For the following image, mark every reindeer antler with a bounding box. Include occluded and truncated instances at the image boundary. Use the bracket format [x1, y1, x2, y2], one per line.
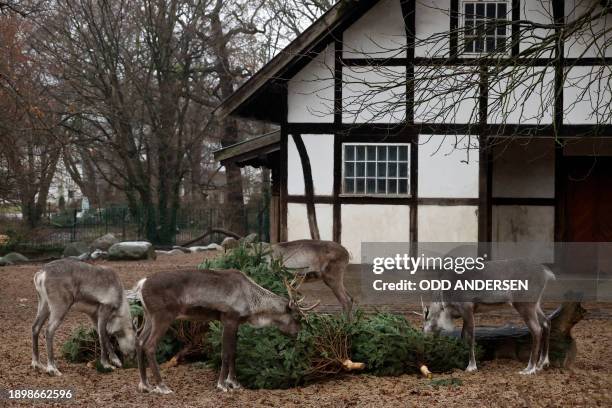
[284, 274, 320, 315]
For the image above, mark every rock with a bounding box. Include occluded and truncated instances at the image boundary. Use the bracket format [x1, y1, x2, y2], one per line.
[2, 252, 28, 263]
[171, 246, 192, 254]
[155, 249, 184, 256]
[63, 241, 90, 258]
[0, 257, 13, 267]
[108, 241, 156, 261]
[189, 243, 223, 252]
[221, 237, 239, 251]
[240, 233, 259, 245]
[91, 233, 119, 251]
[70, 252, 90, 261]
[90, 249, 108, 260]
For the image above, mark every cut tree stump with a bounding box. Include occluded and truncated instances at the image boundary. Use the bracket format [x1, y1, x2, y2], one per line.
[444, 302, 586, 368]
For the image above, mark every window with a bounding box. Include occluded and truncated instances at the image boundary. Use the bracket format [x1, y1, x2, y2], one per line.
[462, 1, 509, 54]
[342, 143, 410, 196]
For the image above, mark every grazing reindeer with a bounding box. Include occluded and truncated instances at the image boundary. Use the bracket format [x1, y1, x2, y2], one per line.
[420, 259, 555, 374]
[31, 259, 136, 376]
[134, 268, 316, 394]
[268, 240, 353, 314]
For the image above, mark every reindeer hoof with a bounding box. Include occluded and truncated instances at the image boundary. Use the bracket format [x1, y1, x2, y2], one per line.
[31, 360, 45, 371]
[226, 379, 242, 390]
[110, 356, 122, 368]
[138, 382, 153, 393]
[152, 384, 173, 395]
[216, 382, 229, 392]
[46, 366, 62, 376]
[465, 364, 478, 373]
[100, 361, 116, 371]
[519, 367, 537, 375]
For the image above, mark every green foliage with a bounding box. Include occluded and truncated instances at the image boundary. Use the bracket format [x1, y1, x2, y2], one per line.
[62, 326, 99, 363]
[202, 244, 483, 389]
[200, 243, 292, 296]
[351, 313, 423, 376]
[208, 322, 313, 390]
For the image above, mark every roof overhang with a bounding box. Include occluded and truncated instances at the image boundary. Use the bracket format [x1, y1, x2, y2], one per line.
[214, 130, 281, 168]
[214, 0, 378, 123]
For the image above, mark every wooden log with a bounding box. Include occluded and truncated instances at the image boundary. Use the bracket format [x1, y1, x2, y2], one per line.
[179, 228, 242, 247]
[443, 302, 586, 368]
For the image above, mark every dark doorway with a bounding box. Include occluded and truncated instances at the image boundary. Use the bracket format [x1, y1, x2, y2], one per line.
[563, 156, 612, 242]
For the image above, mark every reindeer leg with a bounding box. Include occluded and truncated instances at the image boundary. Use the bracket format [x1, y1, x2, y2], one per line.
[516, 303, 542, 375]
[136, 317, 153, 392]
[323, 270, 352, 316]
[97, 305, 115, 370]
[462, 309, 478, 372]
[221, 317, 241, 390]
[45, 302, 71, 376]
[144, 314, 173, 394]
[536, 306, 551, 370]
[31, 296, 49, 372]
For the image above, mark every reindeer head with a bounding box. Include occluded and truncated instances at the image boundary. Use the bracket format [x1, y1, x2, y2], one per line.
[278, 275, 321, 336]
[107, 298, 137, 358]
[421, 298, 455, 334]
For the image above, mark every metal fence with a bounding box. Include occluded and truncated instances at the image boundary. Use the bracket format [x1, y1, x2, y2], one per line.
[0, 201, 269, 252]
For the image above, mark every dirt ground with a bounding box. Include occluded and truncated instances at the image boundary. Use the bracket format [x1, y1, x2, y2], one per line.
[1, 252, 611, 407]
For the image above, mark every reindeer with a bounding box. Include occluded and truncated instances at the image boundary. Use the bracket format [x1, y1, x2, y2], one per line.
[419, 259, 555, 375]
[134, 268, 316, 394]
[267, 240, 354, 315]
[31, 258, 136, 376]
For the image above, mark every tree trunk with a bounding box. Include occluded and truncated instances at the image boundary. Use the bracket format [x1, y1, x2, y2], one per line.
[444, 302, 586, 368]
[292, 134, 320, 240]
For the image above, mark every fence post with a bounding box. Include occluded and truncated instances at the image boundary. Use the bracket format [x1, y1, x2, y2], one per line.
[71, 209, 77, 242]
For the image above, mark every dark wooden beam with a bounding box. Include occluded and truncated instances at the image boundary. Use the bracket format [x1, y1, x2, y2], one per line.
[292, 134, 320, 240]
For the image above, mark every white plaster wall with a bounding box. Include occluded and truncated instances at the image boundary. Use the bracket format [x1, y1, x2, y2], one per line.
[287, 203, 334, 241]
[288, 44, 334, 123]
[520, 1, 555, 57]
[492, 205, 554, 262]
[341, 204, 411, 261]
[418, 134, 479, 198]
[414, 66, 479, 123]
[415, 0, 450, 57]
[564, 137, 612, 156]
[488, 67, 555, 124]
[565, 0, 612, 58]
[343, 0, 406, 59]
[287, 134, 334, 196]
[342, 66, 406, 123]
[418, 205, 478, 242]
[564, 66, 612, 124]
[492, 138, 555, 198]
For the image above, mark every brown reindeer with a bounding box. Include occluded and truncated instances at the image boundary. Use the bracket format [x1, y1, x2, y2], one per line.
[134, 268, 316, 394]
[268, 240, 354, 314]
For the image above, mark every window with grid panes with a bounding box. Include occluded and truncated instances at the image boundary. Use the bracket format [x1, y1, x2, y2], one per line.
[342, 144, 410, 196]
[462, 1, 509, 54]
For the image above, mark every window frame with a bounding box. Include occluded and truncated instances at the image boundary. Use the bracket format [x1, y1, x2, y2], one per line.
[460, 0, 511, 57]
[341, 142, 411, 198]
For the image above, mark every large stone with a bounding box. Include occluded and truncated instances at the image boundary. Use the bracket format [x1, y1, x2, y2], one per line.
[63, 241, 90, 258]
[189, 243, 223, 252]
[91, 233, 119, 251]
[221, 237, 239, 251]
[90, 249, 108, 260]
[2, 252, 28, 263]
[155, 249, 184, 256]
[0, 257, 13, 267]
[108, 241, 156, 261]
